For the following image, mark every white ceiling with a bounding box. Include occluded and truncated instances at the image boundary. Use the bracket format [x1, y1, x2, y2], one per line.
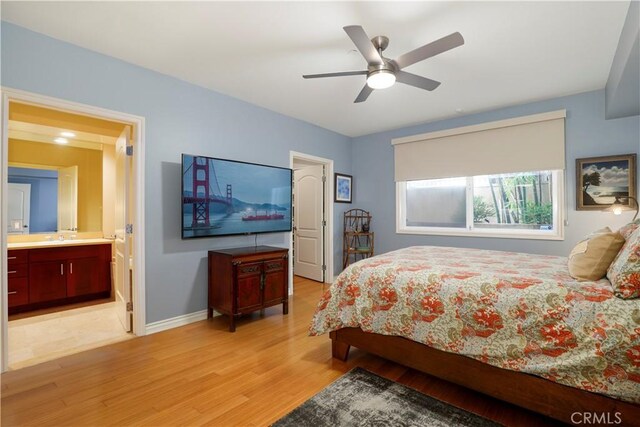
[1, 1, 630, 137]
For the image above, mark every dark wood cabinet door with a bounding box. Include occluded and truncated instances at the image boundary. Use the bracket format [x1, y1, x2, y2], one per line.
[29, 261, 67, 303]
[8, 278, 29, 307]
[263, 259, 286, 306]
[235, 262, 262, 311]
[66, 257, 101, 297]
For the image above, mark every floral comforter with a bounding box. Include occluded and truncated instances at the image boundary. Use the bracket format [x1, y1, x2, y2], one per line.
[309, 246, 640, 403]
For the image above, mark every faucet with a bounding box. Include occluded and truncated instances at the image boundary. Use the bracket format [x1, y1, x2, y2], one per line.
[58, 234, 65, 241]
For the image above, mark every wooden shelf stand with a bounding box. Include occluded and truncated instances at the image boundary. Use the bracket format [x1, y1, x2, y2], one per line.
[342, 209, 374, 269]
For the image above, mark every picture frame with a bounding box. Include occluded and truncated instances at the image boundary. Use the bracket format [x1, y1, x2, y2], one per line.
[334, 173, 353, 203]
[576, 153, 636, 210]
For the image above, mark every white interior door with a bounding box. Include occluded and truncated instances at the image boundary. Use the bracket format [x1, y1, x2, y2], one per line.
[8, 183, 30, 234]
[57, 165, 78, 232]
[293, 165, 325, 282]
[115, 128, 132, 332]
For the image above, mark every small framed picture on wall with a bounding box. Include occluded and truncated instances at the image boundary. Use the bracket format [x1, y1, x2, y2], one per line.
[576, 153, 637, 210]
[335, 173, 353, 203]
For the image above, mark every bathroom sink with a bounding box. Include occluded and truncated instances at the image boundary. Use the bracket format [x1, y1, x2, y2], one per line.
[37, 240, 82, 245]
[39, 238, 113, 244]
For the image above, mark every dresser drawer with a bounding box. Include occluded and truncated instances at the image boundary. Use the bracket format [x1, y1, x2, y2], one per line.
[7, 262, 28, 278]
[8, 277, 29, 307]
[236, 262, 263, 278]
[264, 259, 285, 272]
[7, 250, 28, 266]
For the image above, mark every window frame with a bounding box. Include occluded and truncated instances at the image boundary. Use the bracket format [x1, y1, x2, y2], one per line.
[396, 170, 565, 240]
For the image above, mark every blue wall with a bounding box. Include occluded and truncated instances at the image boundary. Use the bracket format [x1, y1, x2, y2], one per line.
[1, 22, 352, 323]
[8, 167, 58, 233]
[351, 90, 640, 257]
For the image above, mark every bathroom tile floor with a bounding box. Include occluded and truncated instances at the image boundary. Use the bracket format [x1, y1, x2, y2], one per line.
[8, 302, 133, 370]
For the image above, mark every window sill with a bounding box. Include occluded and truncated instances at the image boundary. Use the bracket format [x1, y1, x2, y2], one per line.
[396, 227, 564, 241]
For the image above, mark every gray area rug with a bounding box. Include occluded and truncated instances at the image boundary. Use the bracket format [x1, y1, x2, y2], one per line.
[272, 367, 501, 427]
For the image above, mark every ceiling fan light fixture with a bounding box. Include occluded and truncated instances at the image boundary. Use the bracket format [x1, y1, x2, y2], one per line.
[366, 70, 396, 89]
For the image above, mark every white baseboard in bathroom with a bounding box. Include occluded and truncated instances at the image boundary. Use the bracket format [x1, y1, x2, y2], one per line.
[145, 309, 218, 335]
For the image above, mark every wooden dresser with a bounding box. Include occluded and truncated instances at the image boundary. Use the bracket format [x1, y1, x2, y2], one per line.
[208, 245, 289, 332]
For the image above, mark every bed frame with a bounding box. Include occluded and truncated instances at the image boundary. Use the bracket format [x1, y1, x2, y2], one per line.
[330, 328, 640, 426]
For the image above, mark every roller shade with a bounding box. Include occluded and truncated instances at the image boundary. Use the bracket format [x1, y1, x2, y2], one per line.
[393, 110, 566, 182]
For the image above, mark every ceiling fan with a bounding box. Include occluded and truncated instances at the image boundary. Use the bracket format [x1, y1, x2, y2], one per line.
[303, 25, 464, 103]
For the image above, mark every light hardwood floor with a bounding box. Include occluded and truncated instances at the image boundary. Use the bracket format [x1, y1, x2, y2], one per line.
[1, 276, 558, 426]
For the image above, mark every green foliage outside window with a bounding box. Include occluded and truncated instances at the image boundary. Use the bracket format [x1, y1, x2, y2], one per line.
[473, 196, 496, 223]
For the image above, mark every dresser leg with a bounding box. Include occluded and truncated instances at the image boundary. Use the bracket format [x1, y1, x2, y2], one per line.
[283, 299, 289, 315]
[229, 315, 236, 332]
[207, 307, 213, 319]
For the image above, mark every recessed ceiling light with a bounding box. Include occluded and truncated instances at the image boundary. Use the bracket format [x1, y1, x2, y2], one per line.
[54, 137, 68, 144]
[455, 108, 464, 114]
[60, 131, 76, 138]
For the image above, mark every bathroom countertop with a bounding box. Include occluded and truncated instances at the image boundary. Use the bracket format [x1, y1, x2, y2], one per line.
[8, 238, 114, 250]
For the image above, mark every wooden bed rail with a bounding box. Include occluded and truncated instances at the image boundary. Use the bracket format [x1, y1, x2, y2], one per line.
[330, 328, 640, 426]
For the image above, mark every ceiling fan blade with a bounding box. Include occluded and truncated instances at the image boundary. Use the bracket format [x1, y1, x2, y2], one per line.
[343, 25, 384, 65]
[393, 32, 464, 70]
[303, 71, 368, 79]
[396, 71, 441, 91]
[354, 84, 374, 103]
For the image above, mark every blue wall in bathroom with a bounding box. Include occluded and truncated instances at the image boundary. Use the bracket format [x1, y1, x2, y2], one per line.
[8, 167, 58, 233]
[1, 22, 352, 323]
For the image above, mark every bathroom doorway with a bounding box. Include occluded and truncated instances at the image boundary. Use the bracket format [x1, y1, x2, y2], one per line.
[0, 88, 146, 371]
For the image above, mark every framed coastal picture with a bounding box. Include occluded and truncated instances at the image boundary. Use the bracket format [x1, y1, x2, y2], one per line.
[576, 154, 636, 210]
[335, 173, 353, 203]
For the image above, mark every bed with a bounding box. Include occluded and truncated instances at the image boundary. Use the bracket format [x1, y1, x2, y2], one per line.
[309, 246, 640, 425]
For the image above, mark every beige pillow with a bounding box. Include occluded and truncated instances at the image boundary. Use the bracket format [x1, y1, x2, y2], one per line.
[568, 227, 625, 281]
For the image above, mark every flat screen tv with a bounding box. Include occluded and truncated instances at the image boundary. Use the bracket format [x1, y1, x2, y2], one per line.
[182, 154, 292, 238]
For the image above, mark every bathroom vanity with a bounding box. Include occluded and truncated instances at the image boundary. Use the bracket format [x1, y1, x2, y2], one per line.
[7, 240, 112, 313]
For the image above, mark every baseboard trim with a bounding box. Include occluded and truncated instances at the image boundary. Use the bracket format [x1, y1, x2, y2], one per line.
[145, 309, 216, 335]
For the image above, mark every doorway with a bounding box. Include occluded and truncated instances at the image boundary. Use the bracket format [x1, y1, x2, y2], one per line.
[7, 183, 31, 234]
[290, 152, 334, 288]
[0, 88, 146, 371]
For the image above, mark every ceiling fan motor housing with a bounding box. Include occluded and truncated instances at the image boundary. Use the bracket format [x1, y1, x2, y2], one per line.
[368, 60, 397, 75]
[368, 36, 396, 79]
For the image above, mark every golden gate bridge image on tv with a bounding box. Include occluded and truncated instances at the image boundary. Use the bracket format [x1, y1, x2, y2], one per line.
[183, 156, 234, 228]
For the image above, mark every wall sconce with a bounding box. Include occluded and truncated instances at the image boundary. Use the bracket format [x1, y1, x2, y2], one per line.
[606, 196, 639, 221]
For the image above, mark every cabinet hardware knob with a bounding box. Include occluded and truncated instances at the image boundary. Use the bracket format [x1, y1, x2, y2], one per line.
[61, 264, 64, 275]
[8, 271, 17, 274]
[8, 257, 17, 260]
[70, 263, 73, 274]
[8, 291, 17, 295]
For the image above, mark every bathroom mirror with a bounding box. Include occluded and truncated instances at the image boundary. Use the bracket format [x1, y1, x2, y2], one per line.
[8, 166, 60, 234]
[8, 165, 82, 234]
[8, 138, 103, 233]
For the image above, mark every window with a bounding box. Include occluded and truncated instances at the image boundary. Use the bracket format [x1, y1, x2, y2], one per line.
[405, 177, 467, 228]
[397, 170, 564, 240]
